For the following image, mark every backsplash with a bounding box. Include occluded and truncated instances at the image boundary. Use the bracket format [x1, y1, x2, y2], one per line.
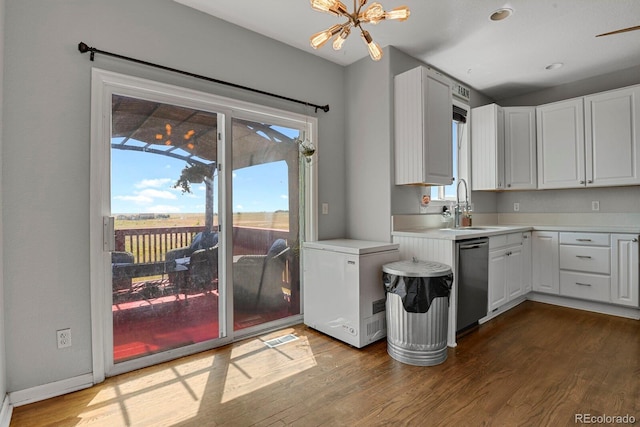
[496, 186, 640, 214]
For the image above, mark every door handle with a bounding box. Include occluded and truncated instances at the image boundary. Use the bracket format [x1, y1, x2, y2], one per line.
[103, 216, 115, 252]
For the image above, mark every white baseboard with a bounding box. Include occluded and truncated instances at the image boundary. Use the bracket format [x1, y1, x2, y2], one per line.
[8, 373, 94, 407]
[528, 292, 640, 320]
[0, 395, 13, 427]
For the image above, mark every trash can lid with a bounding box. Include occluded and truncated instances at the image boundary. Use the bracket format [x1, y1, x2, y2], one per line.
[383, 258, 452, 277]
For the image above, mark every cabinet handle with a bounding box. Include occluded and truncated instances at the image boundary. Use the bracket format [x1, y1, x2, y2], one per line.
[633, 238, 638, 242]
[576, 255, 592, 259]
[576, 282, 592, 287]
[507, 184, 511, 188]
[580, 180, 585, 184]
[576, 239, 592, 242]
[587, 180, 593, 184]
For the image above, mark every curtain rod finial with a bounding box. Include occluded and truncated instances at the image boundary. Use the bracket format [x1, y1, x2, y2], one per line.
[78, 42, 90, 53]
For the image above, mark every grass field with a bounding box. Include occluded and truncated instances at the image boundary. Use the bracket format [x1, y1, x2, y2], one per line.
[115, 212, 290, 231]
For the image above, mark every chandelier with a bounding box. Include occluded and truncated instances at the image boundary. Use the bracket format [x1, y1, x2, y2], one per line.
[309, 0, 410, 61]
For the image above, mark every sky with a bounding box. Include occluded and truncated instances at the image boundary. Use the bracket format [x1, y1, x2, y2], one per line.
[111, 149, 290, 215]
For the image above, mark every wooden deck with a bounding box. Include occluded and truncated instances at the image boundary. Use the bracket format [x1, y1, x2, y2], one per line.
[10, 301, 639, 426]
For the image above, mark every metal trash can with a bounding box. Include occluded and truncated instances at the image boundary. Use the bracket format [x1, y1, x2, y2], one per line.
[382, 259, 453, 366]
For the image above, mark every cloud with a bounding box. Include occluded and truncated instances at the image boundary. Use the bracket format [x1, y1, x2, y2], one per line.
[135, 178, 173, 189]
[114, 188, 177, 206]
[280, 194, 288, 200]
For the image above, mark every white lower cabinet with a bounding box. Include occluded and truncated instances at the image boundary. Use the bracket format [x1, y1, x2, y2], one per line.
[611, 234, 639, 307]
[488, 233, 524, 312]
[532, 231, 560, 294]
[533, 231, 639, 308]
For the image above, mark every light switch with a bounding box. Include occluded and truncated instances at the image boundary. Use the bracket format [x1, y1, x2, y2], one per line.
[322, 203, 329, 215]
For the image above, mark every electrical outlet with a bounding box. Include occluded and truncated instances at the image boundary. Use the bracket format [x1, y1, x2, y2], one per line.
[57, 328, 72, 349]
[592, 201, 600, 211]
[322, 203, 329, 215]
[513, 202, 520, 212]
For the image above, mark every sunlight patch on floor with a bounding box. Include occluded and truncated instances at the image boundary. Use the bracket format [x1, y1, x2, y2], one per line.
[82, 355, 217, 425]
[221, 330, 317, 403]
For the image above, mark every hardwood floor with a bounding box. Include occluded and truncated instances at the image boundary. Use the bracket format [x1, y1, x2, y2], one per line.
[10, 301, 639, 426]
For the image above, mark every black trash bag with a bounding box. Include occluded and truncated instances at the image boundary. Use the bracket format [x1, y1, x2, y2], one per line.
[383, 272, 453, 313]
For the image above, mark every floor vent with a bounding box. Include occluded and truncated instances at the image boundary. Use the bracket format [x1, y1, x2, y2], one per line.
[263, 334, 299, 348]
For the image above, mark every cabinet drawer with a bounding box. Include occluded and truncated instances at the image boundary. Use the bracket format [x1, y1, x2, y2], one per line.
[559, 245, 610, 274]
[560, 232, 610, 246]
[490, 232, 523, 249]
[560, 271, 610, 302]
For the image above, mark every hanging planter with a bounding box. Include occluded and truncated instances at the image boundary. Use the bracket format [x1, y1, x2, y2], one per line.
[174, 163, 213, 194]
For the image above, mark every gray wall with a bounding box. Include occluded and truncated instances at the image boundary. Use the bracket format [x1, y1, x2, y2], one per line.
[2, 0, 345, 392]
[0, 0, 6, 405]
[494, 65, 640, 214]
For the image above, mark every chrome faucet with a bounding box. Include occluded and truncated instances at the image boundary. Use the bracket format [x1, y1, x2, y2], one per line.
[454, 178, 469, 228]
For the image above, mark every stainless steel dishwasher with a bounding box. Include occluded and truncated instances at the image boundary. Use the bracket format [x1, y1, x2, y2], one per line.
[456, 238, 489, 333]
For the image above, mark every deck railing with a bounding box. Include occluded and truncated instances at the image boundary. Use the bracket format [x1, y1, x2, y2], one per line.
[115, 226, 289, 263]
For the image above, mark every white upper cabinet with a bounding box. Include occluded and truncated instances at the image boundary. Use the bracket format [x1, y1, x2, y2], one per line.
[537, 84, 640, 189]
[394, 66, 453, 186]
[584, 86, 640, 187]
[504, 107, 537, 189]
[471, 104, 504, 190]
[536, 98, 585, 189]
[471, 104, 536, 190]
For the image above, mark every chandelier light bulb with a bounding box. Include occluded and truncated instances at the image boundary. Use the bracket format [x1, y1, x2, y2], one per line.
[310, 24, 343, 49]
[361, 30, 383, 61]
[333, 26, 351, 50]
[361, 2, 385, 24]
[385, 6, 410, 21]
[310, 0, 347, 16]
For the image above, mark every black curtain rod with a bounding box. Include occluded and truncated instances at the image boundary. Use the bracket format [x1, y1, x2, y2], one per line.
[78, 42, 330, 113]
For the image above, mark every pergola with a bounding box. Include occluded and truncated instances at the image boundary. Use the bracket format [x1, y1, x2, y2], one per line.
[110, 94, 301, 236]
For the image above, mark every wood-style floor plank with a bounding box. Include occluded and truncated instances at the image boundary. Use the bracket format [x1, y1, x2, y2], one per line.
[10, 301, 640, 426]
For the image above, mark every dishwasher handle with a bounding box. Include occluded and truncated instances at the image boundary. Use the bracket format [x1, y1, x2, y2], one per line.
[459, 241, 489, 250]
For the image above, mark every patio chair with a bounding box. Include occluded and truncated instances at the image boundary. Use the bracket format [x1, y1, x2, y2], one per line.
[233, 239, 290, 311]
[111, 251, 135, 302]
[189, 245, 219, 292]
[165, 231, 218, 294]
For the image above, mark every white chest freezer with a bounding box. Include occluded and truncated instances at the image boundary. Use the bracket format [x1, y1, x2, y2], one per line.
[303, 239, 400, 348]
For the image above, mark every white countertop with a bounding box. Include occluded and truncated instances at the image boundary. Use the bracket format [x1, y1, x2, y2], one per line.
[392, 225, 640, 240]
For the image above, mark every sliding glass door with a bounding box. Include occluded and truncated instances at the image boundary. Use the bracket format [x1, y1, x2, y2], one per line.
[110, 94, 223, 364]
[231, 118, 302, 332]
[91, 69, 314, 378]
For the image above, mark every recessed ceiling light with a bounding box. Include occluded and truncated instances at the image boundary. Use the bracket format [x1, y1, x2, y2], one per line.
[545, 62, 564, 70]
[490, 8, 513, 21]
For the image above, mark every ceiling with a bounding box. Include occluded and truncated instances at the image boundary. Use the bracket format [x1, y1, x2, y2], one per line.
[175, 0, 640, 101]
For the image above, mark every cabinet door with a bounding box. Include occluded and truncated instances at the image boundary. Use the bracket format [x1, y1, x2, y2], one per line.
[611, 234, 639, 307]
[394, 66, 453, 185]
[522, 232, 532, 293]
[504, 107, 537, 190]
[471, 104, 504, 190]
[536, 99, 585, 189]
[584, 86, 640, 187]
[506, 245, 524, 299]
[488, 248, 508, 311]
[532, 231, 560, 294]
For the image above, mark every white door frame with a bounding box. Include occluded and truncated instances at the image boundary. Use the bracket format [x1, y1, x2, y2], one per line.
[90, 68, 317, 382]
